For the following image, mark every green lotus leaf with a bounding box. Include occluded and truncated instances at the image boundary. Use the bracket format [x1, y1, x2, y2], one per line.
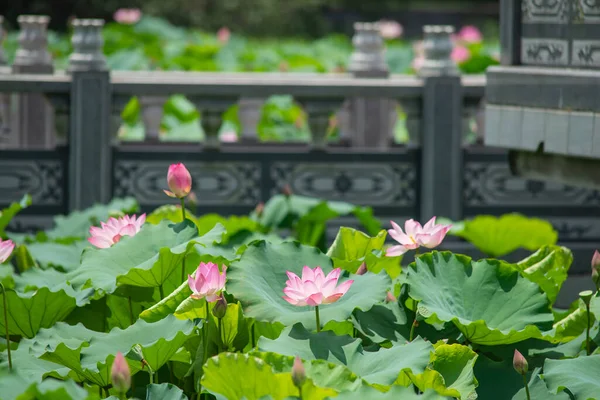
[226, 241, 390, 330]
[12, 268, 94, 307]
[146, 204, 197, 225]
[0, 194, 31, 236]
[0, 286, 77, 338]
[69, 220, 223, 295]
[32, 315, 196, 387]
[252, 351, 363, 393]
[552, 299, 592, 342]
[332, 385, 452, 399]
[406, 252, 554, 345]
[201, 352, 337, 400]
[407, 343, 478, 400]
[452, 214, 558, 257]
[326, 227, 401, 278]
[0, 374, 89, 400]
[146, 383, 188, 400]
[514, 245, 572, 304]
[195, 213, 260, 242]
[258, 323, 432, 386]
[473, 355, 568, 400]
[140, 279, 192, 323]
[544, 355, 600, 399]
[351, 300, 410, 343]
[589, 292, 600, 321]
[46, 197, 139, 240]
[24, 240, 89, 272]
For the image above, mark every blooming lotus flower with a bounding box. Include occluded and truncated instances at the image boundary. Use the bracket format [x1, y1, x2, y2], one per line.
[283, 266, 354, 307]
[458, 25, 483, 43]
[0, 239, 15, 263]
[188, 262, 227, 302]
[387, 217, 451, 256]
[113, 8, 141, 25]
[378, 20, 403, 39]
[217, 26, 230, 44]
[452, 45, 471, 63]
[111, 352, 131, 393]
[164, 163, 192, 199]
[88, 214, 146, 249]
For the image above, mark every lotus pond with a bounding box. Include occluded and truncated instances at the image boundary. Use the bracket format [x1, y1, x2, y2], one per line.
[0, 165, 597, 400]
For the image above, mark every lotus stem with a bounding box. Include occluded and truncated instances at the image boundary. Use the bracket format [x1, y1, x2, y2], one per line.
[251, 323, 256, 348]
[315, 306, 321, 333]
[0, 283, 11, 371]
[298, 386, 303, 399]
[585, 301, 592, 356]
[180, 198, 187, 220]
[218, 318, 223, 353]
[409, 301, 420, 342]
[522, 373, 531, 400]
[128, 296, 134, 326]
[159, 284, 165, 300]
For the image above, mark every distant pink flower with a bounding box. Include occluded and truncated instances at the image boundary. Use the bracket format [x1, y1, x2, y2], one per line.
[88, 214, 146, 249]
[412, 55, 425, 71]
[220, 131, 238, 143]
[217, 27, 230, 44]
[378, 20, 403, 39]
[386, 217, 451, 256]
[452, 45, 471, 63]
[113, 8, 141, 25]
[283, 266, 354, 307]
[458, 25, 483, 43]
[164, 163, 192, 199]
[188, 262, 227, 302]
[0, 239, 15, 263]
[111, 352, 131, 393]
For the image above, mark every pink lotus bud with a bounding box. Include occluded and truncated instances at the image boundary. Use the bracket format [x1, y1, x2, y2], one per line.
[188, 191, 198, 206]
[212, 296, 227, 319]
[255, 202, 265, 217]
[111, 352, 131, 393]
[282, 184, 293, 197]
[113, 8, 141, 25]
[291, 356, 306, 388]
[378, 20, 403, 39]
[164, 163, 192, 199]
[0, 239, 15, 264]
[385, 291, 396, 303]
[356, 262, 368, 275]
[217, 27, 230, 44]
[592, 251, 600, 288]
[513, 350, 528, 375]
[188, 262, 227, 302]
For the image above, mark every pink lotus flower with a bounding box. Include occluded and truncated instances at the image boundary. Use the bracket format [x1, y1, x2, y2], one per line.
[451, 45, 471, 63]
[0, 239, 15, 263]
[378, 20, 403, 39]
[217, 27, 230, 44]
[386, 217, 451, 256]
[111, 352, 131, 393]
[220, 131, 238, 143]
[88, 214, 146, 249]
[113, 8, 141, 25]
[164, 163, 192, 199]
[188, 262, 227, 302]
[458, 25, 483, 43]
[283, 266, 354, 307]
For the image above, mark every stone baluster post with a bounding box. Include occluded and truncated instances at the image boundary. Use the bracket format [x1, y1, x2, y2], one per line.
[139, 96, 165, 142]
[418, 25, 463, 222]
[238, 97, 263, 142]
[342, 22, 396, 149]
[11, 15, 55, 149]
[67, 19, 112, 210]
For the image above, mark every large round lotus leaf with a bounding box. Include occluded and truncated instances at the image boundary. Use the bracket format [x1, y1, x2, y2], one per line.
[226, 241, 390, 330]
[145, 383, 188, 400]
[544, 355, 600, 399]
[452, 214, 557, 258]
[201, 352, 337, 400]
[406, 252, 554, 345]
[258, 323, 432, 386]
[333, 385, 452, 399]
